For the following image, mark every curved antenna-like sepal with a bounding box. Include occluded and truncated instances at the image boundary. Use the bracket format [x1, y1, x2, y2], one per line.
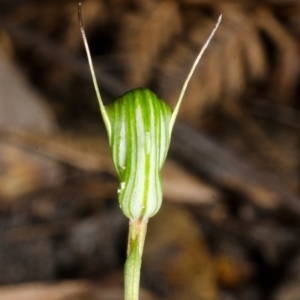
[169, 14, 222, 135]
[78, 3, 111, 137]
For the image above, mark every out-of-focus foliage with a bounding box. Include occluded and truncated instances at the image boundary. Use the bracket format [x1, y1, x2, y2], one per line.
[0, 1, 300, 299]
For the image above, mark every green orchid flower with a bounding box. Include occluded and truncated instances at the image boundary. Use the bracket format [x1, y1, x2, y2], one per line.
[78, 4, 221, 299]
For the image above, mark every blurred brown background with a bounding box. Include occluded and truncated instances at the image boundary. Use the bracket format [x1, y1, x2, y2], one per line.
[0, 0, 300, 299]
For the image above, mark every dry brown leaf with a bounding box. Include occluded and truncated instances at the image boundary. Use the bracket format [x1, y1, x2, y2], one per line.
[215, 254, 254, 288]
[144, 203, 219, 300]
[255, 5, 299, 104]
[241, 22, 267, 81]
[0, 281, 157, 300]
[222, 29, 245, 97]
[157, 42, 194, 103]
[162, 160, 221, 204]
[203, 49, 223, 106]
[119, 0, 182, 86]
[217, 3, 250, 97]
[0, 44, 61, 200]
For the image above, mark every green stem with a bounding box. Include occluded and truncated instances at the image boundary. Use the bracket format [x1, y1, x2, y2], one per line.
[124, 219, 148, 300]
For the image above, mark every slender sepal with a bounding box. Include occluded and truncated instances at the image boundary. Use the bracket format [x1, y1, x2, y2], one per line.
[169, 14, 222, 135]
[78, 3, 111, 137]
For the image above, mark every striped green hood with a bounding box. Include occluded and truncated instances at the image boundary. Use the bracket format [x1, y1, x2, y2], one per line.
[105, 88, 172, 220]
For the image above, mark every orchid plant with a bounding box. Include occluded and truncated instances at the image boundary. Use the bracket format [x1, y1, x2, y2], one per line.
[78, 4, 221, 299]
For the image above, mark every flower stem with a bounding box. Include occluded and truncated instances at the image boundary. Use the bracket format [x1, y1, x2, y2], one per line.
[124, 219, 148, 300]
